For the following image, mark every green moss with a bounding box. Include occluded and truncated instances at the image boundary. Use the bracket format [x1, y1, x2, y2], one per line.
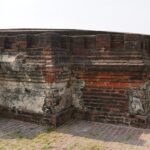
[46, 126, 56, 133]
[13, 131, 25, 139]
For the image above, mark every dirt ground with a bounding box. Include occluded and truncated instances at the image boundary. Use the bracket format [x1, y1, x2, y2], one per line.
[0, 118, 149, 150]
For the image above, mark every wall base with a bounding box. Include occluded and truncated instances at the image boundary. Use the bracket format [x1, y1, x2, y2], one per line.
[74, 109, 150, 129]
[0, 106, 74, 127]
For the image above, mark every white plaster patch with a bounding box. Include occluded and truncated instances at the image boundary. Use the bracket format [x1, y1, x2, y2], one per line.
[0, 55, 16, 63]
[0, 81, 50, 114]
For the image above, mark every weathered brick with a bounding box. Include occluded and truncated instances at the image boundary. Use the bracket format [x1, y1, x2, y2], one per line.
[0, 29, 149, 128]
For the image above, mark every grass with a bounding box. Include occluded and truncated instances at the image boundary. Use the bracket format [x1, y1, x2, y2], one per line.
[13, 131, 24, 139]
[0, 128, 104, 150]
[67, 141, 103, 150]
[0, 127, 60, 150]
[124, 134, 133, 142]
[46, 126, 56, 133]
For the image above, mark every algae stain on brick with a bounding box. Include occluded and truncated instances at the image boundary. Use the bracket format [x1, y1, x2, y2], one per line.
[0, 62, 85, 115]
[42, 68, 85, 115]
[0, 81, 48, 114]
[72, 78, 85, 109]
[0, 80, 85, 115]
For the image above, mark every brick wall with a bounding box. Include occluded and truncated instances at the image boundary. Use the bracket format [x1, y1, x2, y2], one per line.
[0, 29, 150, 128]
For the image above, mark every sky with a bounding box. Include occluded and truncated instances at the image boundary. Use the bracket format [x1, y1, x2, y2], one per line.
[0, 0, 150, 34]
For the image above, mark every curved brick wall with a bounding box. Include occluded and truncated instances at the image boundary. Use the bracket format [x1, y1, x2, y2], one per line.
[0, 29, 150, 128]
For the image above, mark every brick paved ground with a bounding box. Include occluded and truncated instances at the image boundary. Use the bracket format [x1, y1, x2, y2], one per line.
[0, 118, 150, 150]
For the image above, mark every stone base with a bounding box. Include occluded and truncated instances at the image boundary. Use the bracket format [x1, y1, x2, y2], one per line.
[0, 106, 75, 126]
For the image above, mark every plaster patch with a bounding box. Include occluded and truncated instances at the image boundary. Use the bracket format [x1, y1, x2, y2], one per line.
[0, 81, 50, 114]
[129, 82, 150, 115]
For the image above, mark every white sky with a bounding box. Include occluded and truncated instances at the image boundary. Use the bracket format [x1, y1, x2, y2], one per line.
[0, 0, 150, 34]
